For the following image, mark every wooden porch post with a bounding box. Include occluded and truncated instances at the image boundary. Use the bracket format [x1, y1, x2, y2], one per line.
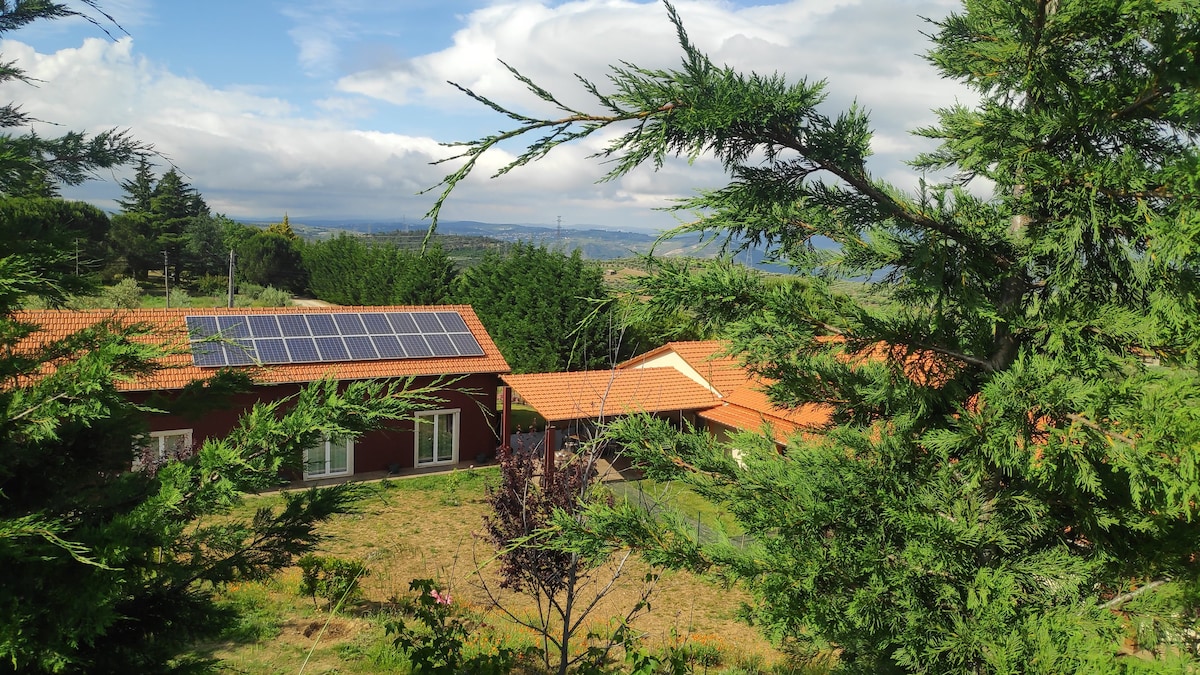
[543, 425, 556, 490]
[500, 385, 512, 459]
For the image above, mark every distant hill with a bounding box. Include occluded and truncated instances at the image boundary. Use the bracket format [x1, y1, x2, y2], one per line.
[265, 218, 818, 271]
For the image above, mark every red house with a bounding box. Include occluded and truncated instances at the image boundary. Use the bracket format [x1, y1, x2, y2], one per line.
[15, 305, 510, 481]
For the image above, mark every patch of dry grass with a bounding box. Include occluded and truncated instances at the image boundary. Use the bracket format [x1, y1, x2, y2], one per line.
[201, 468, 785, 673]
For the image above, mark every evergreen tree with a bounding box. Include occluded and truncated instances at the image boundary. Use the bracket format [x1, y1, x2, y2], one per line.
[182, 214, 228, 279]
[150, 168, 208, 283]
[433, 1, 1200, 671]
[395, 243, 456, 305]
[106, 212, 157, 280]
[116, 156, 156, 213]
[0, 197, 109, 298]
[265, 213, 298, 240]
[236, 230, 305, 293]
[0, 7, 446, 670]
[301, 234, 457, 306]
[0, 2, 149, 196]
[452, 243, 613, 373]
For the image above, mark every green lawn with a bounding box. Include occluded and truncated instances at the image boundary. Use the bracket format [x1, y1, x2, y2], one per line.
[196, 468, 796, 674]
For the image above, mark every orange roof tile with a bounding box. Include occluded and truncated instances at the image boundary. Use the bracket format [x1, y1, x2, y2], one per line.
[699, 404, 801, 445]
[700, 382, 832, 444]
[13, 305, 509, 391]
[618, 340, 751, 397]
[502, 368, 720, 422]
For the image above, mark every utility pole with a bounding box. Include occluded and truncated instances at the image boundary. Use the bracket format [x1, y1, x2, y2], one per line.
[227, 248, 236, 308]
[74, 238, 80, 276]
[162, 250, 170, 309]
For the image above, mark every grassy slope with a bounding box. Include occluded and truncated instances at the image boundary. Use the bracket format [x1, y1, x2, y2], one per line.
[198, 469, 785, 674]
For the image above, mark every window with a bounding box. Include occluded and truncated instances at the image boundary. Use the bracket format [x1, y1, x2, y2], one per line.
[304, 436, 354, 480]
[415, 409, 459, 467]
[134, 429, 193, 471]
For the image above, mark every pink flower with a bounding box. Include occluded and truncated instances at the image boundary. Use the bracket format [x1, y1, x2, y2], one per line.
[430, 589, 452, 606]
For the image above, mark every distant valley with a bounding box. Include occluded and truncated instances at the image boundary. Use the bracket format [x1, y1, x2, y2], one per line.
[268, 218, 805, 270]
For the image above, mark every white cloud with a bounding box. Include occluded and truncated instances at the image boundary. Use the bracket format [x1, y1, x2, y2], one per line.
[1, 0, 978, 232]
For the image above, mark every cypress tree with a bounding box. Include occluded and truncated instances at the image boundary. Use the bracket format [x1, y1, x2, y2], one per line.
[431, 1, 1200, 670]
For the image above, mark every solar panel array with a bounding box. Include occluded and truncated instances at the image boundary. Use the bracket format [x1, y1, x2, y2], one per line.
[185, 311, 486, 368]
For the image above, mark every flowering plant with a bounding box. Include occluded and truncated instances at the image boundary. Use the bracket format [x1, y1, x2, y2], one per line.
[388, 578, 528, 674]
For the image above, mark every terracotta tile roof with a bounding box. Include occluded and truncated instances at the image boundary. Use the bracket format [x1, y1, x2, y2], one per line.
[618, 340, 751, 397]
[699, 404, 799, 445]
[700, 383, 832, 445]
[502, 368, 719, 422]
[13, 305, 509, 391]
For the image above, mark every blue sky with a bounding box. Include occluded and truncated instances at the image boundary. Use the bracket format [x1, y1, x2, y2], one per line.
[1, 0, 971, 232]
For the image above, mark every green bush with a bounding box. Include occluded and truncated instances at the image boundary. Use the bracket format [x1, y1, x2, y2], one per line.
[237, 282, 265, 298]
[193, 274, 227, 296]
[388, 578, 529, 675]
[297, 554, 369, 611]
[167, 288, 191, 307]
[256, 285, 291, 307]
[103, 278, 143, 309]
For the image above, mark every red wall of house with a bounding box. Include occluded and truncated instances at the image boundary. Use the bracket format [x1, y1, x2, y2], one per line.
[125, 373, 501, 476]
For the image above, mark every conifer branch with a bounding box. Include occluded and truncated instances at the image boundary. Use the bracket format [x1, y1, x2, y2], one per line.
[1101, 579, 1167, 610]
[1066, 413, 1137, 448]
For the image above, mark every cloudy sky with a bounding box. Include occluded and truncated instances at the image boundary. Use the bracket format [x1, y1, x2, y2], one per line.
[0, 0, 972, 233]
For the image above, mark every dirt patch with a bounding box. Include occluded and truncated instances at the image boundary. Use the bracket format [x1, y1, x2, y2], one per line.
[282, 617, 357, 644]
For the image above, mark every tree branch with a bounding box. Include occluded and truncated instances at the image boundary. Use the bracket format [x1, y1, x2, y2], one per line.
[1101, 579, 1167, 610]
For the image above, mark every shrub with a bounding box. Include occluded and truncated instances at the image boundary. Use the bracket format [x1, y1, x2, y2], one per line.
[102, 278, 143, 309]
[439, 469, 463, 507]
[193, 274, 227, 296]
[388, 578, 529, 675]
[168, 288, 191, 307]
[297, 554, 369, 611]
[256, 285, 291, 307]
[237, 282, 265, 298]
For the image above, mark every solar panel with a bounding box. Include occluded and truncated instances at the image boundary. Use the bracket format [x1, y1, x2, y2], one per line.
[449, 333, 485, 356]
[307, 314, 338, 336]
[387, 312, 418, 334]
[425, 333, 457, 357]
[256, 338, 290, 364]
[248, 315, 282, 338]
[314, 336, 350, 361]
[344, 335, 378, 360]
[371, 335, 406, 358]
[437, 312, 469, 332]
[192, 341, 225, 367]
[413, 312, 444, 333]
[399, 334, 433, 358]
[187, 311, 484, 367]
[223, 340, 256, 365]
[278, 314, 310, 337]
[285, 337, 319, 362]
[217, 315, 251, 338]
[361, 313, 392, 335]
[186, 316, 219, 339]
[333, 313, 367, 335]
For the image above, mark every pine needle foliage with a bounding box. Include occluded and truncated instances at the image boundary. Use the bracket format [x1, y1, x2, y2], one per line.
[0, 7, 450, 665]
[0, 2, 151, 197]
[431, 0, 1200, 672]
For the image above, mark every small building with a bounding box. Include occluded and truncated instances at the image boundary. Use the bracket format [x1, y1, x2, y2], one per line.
[15, 305, 510, 481]
[501, 340, 831, 450]
[618, 341, 830, 445]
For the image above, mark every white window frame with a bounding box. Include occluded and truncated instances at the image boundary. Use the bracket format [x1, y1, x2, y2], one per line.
[134, 429, 193, 471]
[303, 435, 354, 480]
[414, 409, 460, 467]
